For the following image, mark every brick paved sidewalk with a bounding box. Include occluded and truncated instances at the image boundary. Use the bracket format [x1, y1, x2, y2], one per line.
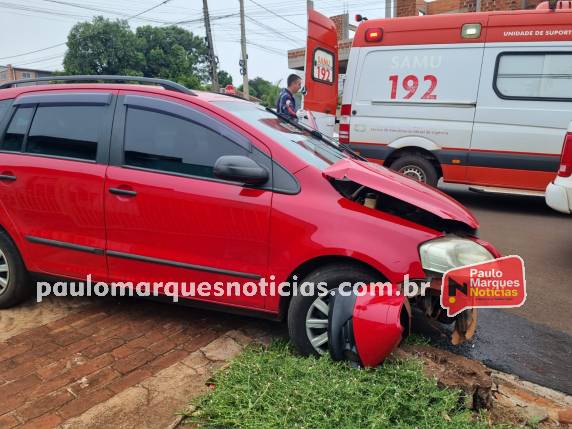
[0, 297, 280, 428]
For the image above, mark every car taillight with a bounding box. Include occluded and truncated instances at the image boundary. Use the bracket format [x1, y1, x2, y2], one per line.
[339, 104, 351, 144]
[558, 133, 572, 177]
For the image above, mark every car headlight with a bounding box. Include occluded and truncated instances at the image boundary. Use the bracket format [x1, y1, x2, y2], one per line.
[419, 236, 494, 274]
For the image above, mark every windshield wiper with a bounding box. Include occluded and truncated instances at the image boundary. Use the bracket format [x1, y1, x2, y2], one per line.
[264, 107, 367, 161]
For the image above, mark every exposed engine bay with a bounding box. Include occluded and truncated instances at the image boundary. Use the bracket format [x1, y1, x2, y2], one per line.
[330, 179, 476, 236]
[325, 177, 479, 365]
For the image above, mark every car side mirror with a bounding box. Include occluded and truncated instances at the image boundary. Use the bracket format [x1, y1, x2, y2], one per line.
[213, 155, 269, 185]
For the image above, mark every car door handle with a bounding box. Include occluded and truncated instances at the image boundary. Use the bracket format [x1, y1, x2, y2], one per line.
[0, 174, 16, 181]
[109, 187, 137, 197]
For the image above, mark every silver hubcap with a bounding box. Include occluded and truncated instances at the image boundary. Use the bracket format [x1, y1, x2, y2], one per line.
[305, 294, 331, 355]
[0, 248, 9, 296]
[398, 165, 427, 183]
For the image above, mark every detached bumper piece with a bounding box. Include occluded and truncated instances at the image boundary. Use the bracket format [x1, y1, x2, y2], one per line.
[328, 284, 411, 367]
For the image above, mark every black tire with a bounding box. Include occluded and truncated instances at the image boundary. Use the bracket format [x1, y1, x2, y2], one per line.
[389, 154, 439, 187]
[287, 263, 378, 357]
[0, 231, 30, 308]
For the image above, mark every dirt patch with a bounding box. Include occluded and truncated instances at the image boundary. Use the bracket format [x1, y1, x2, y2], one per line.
[394, 344, 493, 409]
[394, 344, 572, 427]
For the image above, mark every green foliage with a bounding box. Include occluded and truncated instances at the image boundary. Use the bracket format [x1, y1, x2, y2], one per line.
[217, 70, 233, 87]
[263, 80, 281, 108]
[183, 341, 493, 429]
[63, 17, 209, 88]
[239, 77, 281, 107]
[64, 17, 144, 76]
[136, 25, 208, 89]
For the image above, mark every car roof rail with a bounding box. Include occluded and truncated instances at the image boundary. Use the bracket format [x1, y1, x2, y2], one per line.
[0, 75, 197, 96]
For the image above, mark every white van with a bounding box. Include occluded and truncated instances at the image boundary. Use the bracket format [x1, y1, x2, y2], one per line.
[303, 3, 572, 191]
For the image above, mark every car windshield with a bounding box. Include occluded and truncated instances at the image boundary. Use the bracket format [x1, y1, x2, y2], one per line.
[212, 101, 346, 170]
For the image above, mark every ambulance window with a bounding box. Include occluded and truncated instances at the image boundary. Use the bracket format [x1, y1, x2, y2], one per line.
[494, 52, 572, 101]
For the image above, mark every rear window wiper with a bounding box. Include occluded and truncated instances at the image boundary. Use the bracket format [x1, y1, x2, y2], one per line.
[264, 107, 367, 161]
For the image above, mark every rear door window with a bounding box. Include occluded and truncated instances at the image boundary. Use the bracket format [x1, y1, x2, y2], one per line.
[1, 107, 34, 152]
[0, 100, 11, 123]
[24, 105, 104, 161]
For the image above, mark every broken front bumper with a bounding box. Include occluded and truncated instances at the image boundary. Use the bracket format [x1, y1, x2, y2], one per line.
[327, 281, 478, 367]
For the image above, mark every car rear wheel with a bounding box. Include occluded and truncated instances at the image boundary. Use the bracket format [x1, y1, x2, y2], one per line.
[0, 231, 30, 308]
[389, 154, 439, 187]
[287, 264, 378, 356]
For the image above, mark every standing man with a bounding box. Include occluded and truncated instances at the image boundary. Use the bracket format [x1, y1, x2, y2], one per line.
[276, 74, 302, 120]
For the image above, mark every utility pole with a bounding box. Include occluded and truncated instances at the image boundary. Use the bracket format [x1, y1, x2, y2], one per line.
[202, 0, 219, 91]
[385, 0, 393, 18]
[239, 0, 249, 99]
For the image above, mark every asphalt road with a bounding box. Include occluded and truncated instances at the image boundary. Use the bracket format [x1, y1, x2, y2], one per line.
[436, 184, 572, 394]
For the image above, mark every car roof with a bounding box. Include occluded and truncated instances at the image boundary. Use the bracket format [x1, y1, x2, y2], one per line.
[0, 83, 247, 105]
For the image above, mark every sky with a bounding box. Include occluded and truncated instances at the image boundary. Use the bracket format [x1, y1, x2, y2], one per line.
[0, 0, 389, 86]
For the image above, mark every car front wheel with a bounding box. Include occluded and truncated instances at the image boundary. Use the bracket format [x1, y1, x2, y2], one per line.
[287, 263, 379, 356]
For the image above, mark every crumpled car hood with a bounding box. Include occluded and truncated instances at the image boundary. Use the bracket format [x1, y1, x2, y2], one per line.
[323, 158, 479, 229]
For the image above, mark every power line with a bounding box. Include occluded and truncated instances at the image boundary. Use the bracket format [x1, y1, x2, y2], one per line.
[32, 0, 169, 23]
[173, 12, 238, 26]
[12, 52, 68, 67]
[4, 9, 238, 65]
[247, 41, 284, 56]
[127, 0, 172, 20]
[5, 0, 178, 67]
[0, 1, 93, 20]
[0, 43, 66, 61]
[245, 15, 302, 44]
[249, 0, 305, 31]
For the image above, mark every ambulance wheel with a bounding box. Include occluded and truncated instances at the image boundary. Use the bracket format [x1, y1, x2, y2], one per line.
[0, 231, 30, 308]
[390, 155, 439, 187]
[287, 264, 377, 357]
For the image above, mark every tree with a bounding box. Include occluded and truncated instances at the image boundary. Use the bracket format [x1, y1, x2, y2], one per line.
[135, 25, 209, 89]
[239, 77, 281, 106]
[64, 17, 144, 76]
[217, 70, 233, 87]
[63, 17, 210, 89]
[263, 80, 282, 108]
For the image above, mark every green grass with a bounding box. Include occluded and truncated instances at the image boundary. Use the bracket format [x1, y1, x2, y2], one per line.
[182, 341, 493, 429]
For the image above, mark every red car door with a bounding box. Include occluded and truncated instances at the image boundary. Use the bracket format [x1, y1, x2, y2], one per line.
[0, 91, 115, 280]
[104, 92, 272, 309]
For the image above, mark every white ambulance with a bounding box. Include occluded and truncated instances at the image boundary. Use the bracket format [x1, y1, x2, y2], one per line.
[303, 2, 572, 191]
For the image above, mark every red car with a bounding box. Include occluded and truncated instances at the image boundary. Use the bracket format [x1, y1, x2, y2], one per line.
[0, 76, 499, 366]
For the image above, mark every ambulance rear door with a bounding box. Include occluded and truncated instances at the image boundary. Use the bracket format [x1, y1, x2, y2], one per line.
[303, 9, 339, 137]
[468, 11, 572, 191]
